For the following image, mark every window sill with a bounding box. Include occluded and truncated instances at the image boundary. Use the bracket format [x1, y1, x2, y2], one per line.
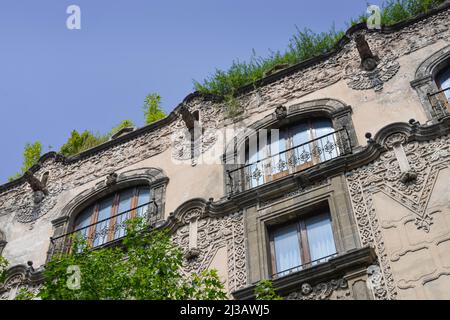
[232, 246, 377, 300]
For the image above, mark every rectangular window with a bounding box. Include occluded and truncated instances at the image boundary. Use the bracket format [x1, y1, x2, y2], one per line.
[270, 212, 337, 278]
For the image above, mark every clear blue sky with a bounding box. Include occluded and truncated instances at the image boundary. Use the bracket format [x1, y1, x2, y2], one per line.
[0, 0, 383, 183]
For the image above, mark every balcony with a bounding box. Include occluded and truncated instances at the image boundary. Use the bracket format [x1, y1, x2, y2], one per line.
[272, 253, 338, 280]
[49, 201, 159, 256]
[428, 87, 450, 120]
[227, 128, 352, 194]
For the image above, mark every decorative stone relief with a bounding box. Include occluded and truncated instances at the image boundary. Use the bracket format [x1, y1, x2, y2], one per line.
[171, 102, 220, 162]
[172, 211, 247, 293]
[0, 265, 43, 300]
[346, 134, 450, 299]
[344, 48, 400, 92]
[15, 179, 63, 224]
[285, 278, 351, 300]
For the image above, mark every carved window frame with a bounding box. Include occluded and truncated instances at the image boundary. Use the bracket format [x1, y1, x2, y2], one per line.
[223, 99, 358, 194]
[48, 168, 168, 258]
[244, 175, 361, 285]
[72, 185, 155, 248]
[268, 205, 337, 278]
[411, 44, 450, 121]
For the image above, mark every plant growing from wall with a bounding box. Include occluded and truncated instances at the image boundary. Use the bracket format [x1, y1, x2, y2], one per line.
[59, 130, 108, 157]
[254, 280, 282, 300]
[21, 218, 227, 300]
[0, 256, 7, 284]
[194, 0, 445, 98]
[8, 141, 42, 182]
[143, 93, 166, 125]
[110, 119, 134, 136]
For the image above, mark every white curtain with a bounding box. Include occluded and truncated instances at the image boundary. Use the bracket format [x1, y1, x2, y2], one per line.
[291, 122, 312, 166]
[114, 189, 134, 240]
[273, 224, 301, 275]
[247, 134, 265, 188]
[93, 196, 114, 247]
[136, 187, 151, 218]
[270, 129, 287, 174]
[305, 214, 336, 264]
[74, 208, 92, 251]
[314, 119, 337, 162]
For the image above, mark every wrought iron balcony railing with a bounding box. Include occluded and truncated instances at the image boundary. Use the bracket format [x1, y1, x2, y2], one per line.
[227, 128, 352, 194]
[272, 252, 338, 279]
[49, 201, 159, 256]
[428, 87, 450, 120]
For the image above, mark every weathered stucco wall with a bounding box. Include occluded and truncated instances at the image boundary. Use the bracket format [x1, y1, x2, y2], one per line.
[0, 5, 450, 300]
[347, 133, 450, 300]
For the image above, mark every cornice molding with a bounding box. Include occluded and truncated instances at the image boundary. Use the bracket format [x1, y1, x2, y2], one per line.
[232, 246, 377, 300]
[2, 3, 449, 194]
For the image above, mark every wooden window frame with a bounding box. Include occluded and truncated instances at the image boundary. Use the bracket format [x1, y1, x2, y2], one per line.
[435, 67, 450, 111]
[245, 118, 335, 185]
[269, 211, 335, 277]
[73, 186, 150, 248]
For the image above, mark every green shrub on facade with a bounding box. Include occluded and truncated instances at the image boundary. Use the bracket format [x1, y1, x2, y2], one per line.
[255, 280, 282, 300]
[19, 218, 227, 300]
[194, 0, 446, 97]
[8, 141, 42, 182]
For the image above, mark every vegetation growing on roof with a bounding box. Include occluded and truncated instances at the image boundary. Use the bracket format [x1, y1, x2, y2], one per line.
[143, 93, 166, 125]
[194, 0, 446, 98]
[6, 0, 446, 183]
[8, 141, 43, 182]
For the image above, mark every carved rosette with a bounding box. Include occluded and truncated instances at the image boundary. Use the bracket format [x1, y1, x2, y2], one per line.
[286, 279, 351, 300]
[172, 212, 247, 293]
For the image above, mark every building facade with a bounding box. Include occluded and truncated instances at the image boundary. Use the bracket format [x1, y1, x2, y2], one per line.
[1, 2, 450, 300]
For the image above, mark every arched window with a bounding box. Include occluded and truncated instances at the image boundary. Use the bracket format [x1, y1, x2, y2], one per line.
[436, 67, 450, 102]
[73, 185, 154, 248]
[411, 45, 450, 121]
[244, 118, 342, 188]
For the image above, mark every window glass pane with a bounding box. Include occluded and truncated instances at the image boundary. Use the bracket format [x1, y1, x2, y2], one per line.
[437, 68, 450, 101]
[270, 128, 288, 174]
[114, 189, 134, 240]
[305, 213, 336, 264]
[246, 134, 264, 188]
[93, 196, 114, 247]
[75, 207, 92, 230]
[313, 119, 337, 162]
[291, 121, 312, 166]
[74, 207, 93, 246]
[136, 187, 151, 218]
[273, 224, 302, 276]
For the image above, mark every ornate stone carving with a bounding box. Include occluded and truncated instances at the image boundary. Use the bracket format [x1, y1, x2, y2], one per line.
[286, 278, 351, 300]
[171, 104, 219, 162]
[344, 51, 400, 92]
[384, 133, 408, 149]
[346, 134, 450, 299]
[15, 179, 62, 224]
[399, 170, 418, 184]
[24, 171, 49, 204]
[172, 212, 247, 293]
[274, 105, 287, 120]
[355, 34, 379, 71]
[181, 208, 202, 224]
[105, 172, 118, 186]
[0, 263, 43, 300]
